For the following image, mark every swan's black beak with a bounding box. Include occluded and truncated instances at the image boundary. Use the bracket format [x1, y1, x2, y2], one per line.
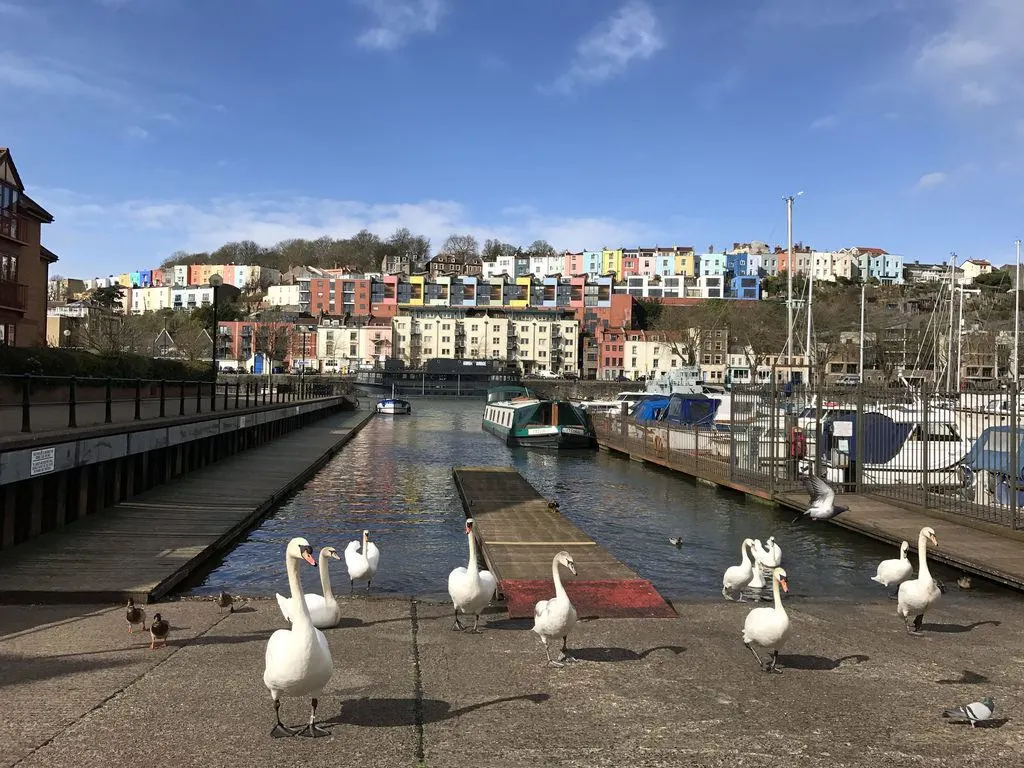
[300, 545, 316, 566]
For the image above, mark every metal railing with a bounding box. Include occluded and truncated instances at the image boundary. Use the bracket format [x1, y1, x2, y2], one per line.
[0, 374, 346, 436]
[590, 382, 1023, 530]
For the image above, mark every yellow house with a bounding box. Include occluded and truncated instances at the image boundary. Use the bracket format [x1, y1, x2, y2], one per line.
[601, 249, 623, 281]
[510, 276, 532, 308]
[675, 251, 697, 277]
[406, 274, 425, 306]
[115, 272, 132, 288]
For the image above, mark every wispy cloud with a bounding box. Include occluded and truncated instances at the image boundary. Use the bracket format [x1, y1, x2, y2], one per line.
[810, 114, 839, 130]
[353, 0, 447, 51]
[0, 1, 33, 18]
[912, 0, 1024, 109]
[544, 1, 665, 95]
[0, 55, 127, 102]
[914, 171, 947, 191]
[125, 125, 149, 140]
[755, 0, 921, 28]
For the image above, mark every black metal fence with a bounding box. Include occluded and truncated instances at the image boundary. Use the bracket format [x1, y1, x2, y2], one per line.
[0, 374, 347, 435]
[590, 382, 1023, 530]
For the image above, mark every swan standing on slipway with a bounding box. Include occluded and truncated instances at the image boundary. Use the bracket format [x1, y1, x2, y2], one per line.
[742, 567, 790, 673]
[871, 540, 914, 598]
[448, 518, 497, 632]
[897, 527, 941, 634]
[722, 538, 756, 601]
[276, 546, 342, 629]
[263, 537, 334, 738]
[345, 529, 381, 591]
[754, 536, 782, 567]
[533, 551, 578, 667]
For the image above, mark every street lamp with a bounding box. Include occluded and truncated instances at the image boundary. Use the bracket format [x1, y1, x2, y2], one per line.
[63, 328, 71, 348]
[209, 273, 223, 409]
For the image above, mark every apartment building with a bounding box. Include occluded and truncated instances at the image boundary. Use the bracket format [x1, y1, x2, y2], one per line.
[266, 283, 302, 308]
[316, 316, 392, 372]
[131, 286, 174, 314]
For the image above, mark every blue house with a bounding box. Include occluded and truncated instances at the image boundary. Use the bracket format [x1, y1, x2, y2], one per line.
[730, 275, 760, 300]
[726, 252, 748, 278]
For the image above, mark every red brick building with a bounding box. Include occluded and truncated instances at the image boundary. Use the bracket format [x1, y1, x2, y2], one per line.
[308, 277, 371, 317]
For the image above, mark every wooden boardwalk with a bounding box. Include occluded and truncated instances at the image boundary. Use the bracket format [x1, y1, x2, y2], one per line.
[776, 491, 1024, 590]
[452, 466, 675, 619]
[0, 408, 375, 604]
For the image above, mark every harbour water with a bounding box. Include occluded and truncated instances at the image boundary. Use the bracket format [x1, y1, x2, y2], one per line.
[186, 399, 984, 602]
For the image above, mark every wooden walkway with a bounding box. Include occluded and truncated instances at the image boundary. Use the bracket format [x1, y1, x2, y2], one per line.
[452, 466, 675, 619]
[0, 408, 375, 604]
[776, 491, 1024, 590]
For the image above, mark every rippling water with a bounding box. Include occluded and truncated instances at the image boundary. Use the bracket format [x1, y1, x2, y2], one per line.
[186, 399, 985, 602]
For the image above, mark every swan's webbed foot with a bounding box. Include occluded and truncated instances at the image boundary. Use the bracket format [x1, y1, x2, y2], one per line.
[299, 722, 331, 738]
[468, 615, 484, 634]
[270, 723, 297, 738]
[547, 659, 566, 668]
[912, 614, 924, 632]
[765, 651, 782, 674]
[744, 641, 763, 670]
[557, 653, 578, 664]
[451, 611, 466, 631]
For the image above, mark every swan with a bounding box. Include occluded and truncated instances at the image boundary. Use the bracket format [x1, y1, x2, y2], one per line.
[742, 567, 790, 673]
[749, 558, 766, 590]
[897, 527, 941, 634]
[447, 518, 497, 632]
[263, 537, 334, 738]
[871, 540, 913, 598]
[276, 546, 342, 629]
[344, 529, 381, 591]
[533, 551, 578, 667]
[722, 538, 756, 601]
[753, 536, 782, 568]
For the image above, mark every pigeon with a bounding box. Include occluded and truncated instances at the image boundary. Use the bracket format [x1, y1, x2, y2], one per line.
[216, 590, 235, 613]
[942, 697, 995, 727]
[149, 613, 170, 650]
[668, 537, 684, 548]
[125, 598, 146, 634]
[792, 474, 848, 523]
[957, 575, 972, 590]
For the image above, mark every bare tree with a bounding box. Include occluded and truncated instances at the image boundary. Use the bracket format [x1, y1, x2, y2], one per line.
[728, 301, 788, 377]
[654, 300, 730, 365]
[441, 234, 480, 260]
[82, 314, 146, 356]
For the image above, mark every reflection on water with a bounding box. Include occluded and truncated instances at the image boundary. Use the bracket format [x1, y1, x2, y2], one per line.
[187, 400, 992, 602]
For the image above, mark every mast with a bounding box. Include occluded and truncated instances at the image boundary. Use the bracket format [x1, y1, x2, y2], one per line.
[805, 252, 814, 388]
[859, 282, 866, 383]
[1015, 239, 1021, 386]
[945, 252, 956, 391]
[956, 283, 965, 392]
[784, 191, 803, 382]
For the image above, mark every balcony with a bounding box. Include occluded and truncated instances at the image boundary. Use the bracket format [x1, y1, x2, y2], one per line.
[0, 214, 28, 243]
[0, 279, 26, 311]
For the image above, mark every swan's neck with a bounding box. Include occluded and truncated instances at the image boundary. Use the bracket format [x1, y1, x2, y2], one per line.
[467, 532, 479, 576]
[552, 559, 568, 600]
[917, 535, 931, 580]
[772, 575, 786, 613]
[286, 556, 313, 629]
[319, 553, 335, 601]
[741, 542, 751, 565]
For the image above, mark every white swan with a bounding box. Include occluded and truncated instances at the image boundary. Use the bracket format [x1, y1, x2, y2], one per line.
[897, 527, 941, 634]
[344, 529, 380, 591]
[754, 536, 782, 568]
[275, 546, 342, 629]
[263, 537, 334, 738]
[742, 567, 790, 673]
[871, 540, 914, 598]
[749, 557, 766, 590]
[533, 551, 578, 667]
[447, 518, 497, 632]
[722, 538, 756, 601]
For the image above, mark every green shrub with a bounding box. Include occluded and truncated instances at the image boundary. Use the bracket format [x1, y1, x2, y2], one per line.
[0, 346, 209, 381]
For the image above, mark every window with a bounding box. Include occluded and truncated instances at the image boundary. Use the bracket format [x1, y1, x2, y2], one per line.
[0, 183, 20, 240]
[0, 252, 17, 281]
[0, 322, 15, 346]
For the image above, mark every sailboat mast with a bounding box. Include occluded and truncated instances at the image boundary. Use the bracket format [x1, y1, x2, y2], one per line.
[859, 282, 866, 384]
[805, 254, 814, 388]
[1014, 239, 1021, 385]
[786, 196, 794, 372]
[956, 284, 965, 392]
[945, 252, 956, 391]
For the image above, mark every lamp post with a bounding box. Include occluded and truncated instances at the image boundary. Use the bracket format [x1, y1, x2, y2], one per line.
[63, 328, 71, 348]
[209, 273, 223, 409]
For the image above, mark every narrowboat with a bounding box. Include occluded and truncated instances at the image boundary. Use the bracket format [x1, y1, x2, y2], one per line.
[482, 395, 597, 449]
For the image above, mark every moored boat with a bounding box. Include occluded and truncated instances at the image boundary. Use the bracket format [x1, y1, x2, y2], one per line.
[376, 385, 412, 415]
[482, 392, 597, 449]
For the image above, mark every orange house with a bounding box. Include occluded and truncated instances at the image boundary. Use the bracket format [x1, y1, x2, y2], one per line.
[0, 147, 57, 347]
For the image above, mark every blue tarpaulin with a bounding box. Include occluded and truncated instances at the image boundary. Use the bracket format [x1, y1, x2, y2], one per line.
[820, 413, 914, 464]
[963, 426, 1024, 479]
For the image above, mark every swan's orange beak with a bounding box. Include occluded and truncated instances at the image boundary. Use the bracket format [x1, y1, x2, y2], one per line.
[779, 577, 789, 593]
[302, 552, 317, 566]
[929, 535, 938, 546]
[464, 525, 471, 534]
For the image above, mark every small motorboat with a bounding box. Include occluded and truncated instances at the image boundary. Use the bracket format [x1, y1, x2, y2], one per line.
[376, 385, 412, 415]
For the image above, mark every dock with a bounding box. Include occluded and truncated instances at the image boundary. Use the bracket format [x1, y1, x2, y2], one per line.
[452, 466, 675, 619]
[0, 408, 375, 604]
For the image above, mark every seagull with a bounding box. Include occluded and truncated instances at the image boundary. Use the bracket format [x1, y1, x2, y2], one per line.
[216, 591, 235, 613]
[792, 474, 848, 524]
[942, 697, 995, 727]
[668, 537, 684, 548]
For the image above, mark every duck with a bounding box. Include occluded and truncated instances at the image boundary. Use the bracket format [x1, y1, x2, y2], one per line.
[742, 567, 790, 673]
[897, 527, 941, 634]
[149, 613, 169, 650]
[216, 591, 235, 613]
[447, 518, 497, 633]
[754, 536, 782, 568]
[263, 537, 334, 738]
[125, 598, 146, 634]
[344, 530, 380, 591]
[722, 538, 756, 601]
[532, 551, 578, 667]
[276, 546, 342, 629]
[871, 540, 914, 598]
[668, 537, 684, 548]
[957, 574, 972, 590]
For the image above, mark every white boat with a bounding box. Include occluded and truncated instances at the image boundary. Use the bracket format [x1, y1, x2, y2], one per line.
[376, 385, 412, 415]
[577, 391, 648, 415]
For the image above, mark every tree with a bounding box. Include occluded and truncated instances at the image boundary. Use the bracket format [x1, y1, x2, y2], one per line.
[82, 314, 146, 356]
[526, 240, 557, 259]
[441, 234, 479, 260]
[975, 270, 1011, 290]
[89, 285, 126, 313]
[654, 300, 731, 365]
[386, 227, 431, 262]
[481, 239, 519, 263]
[728, 301, 788, 378]
[633, 297, 664, 330]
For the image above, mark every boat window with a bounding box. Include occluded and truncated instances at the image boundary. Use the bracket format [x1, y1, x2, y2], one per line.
[556, 404, 586, 427]
[526, 403, 552, 426]
[908, 423, 961, 442]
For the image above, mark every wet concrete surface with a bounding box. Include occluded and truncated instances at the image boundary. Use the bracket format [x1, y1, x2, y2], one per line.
[1, 591, 1022, 768]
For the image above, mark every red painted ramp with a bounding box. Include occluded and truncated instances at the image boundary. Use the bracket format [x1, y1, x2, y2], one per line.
[501, 578, 676, 619]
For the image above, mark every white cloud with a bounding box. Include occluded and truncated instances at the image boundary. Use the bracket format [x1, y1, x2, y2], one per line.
[39, 190, 668, 268]
[353, 0, 447, 51]
[810, 114, 839, 130]
[0, 1, 32, 18]
[0, 55, 127, 102]
[912, 0, 1024, 108]
[545, 1, 665, 95]
[914, 171, 947, 190]
[125, 125, 149, 140]
[755, 0, 921, 28]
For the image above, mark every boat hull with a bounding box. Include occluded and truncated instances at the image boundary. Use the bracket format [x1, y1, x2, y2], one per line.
[482, 397, 597, 450]
[376, 398, 412, 415]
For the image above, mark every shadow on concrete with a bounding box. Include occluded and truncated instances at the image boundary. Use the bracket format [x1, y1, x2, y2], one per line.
[328, 693, 550, 727]
[569, 645, 686, 663]
[921, 620, 1001, 634]
[484, 618, 532, 631]
[944, 718, 1010, 729]
[778, 653, 870, 671]
[936, 670, 989, 685]
[325, 615, 412, 630]
[0, 652, 137, 687]
[0, 605, 111, 639]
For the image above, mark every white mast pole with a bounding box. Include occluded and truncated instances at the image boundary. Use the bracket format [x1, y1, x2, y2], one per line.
[859, 282, 866, 383]
[1014, 239, 1021, 385]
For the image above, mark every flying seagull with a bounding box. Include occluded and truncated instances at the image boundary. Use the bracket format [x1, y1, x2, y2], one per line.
[942, 697, 995, 727]
[792, 474, 848, 524]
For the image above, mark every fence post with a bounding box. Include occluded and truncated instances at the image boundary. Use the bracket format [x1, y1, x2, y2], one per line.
[854, 384, 866, 494]
[813, 387, 822, 478]
[729, 386, 736, 480]
[179, 380, 186, 416]
[134, 379, 142, 420]
[196, 381, 202, 414]
[768, 383, 777, 496]
[1011, 386, 1019, 529]
[921, 381, 930, 500]
[159, 379, 166, 418]
[223, 381, 229, 410]
[235, 381, 240, 409]
[245, 381, 250, 408]
[20, 374, 31, 433]
[68, 376, 77, 428]
[105, 378, 113, 423]
[210, 376, 217, 412]
[263, 382, 268, 406]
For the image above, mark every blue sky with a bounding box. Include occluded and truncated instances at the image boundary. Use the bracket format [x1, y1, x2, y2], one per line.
[2, 0, 1023, 277]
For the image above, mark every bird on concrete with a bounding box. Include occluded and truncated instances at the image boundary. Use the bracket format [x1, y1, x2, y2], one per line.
[792, 474, 848, 524]
[125, 598, 146, 634]
[668, 537, 684, 548]
[216, 591, 235, 613]
[149, 613, 170, 650]
[957, 574, 972, 590]
[942, 697, 995, 727]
